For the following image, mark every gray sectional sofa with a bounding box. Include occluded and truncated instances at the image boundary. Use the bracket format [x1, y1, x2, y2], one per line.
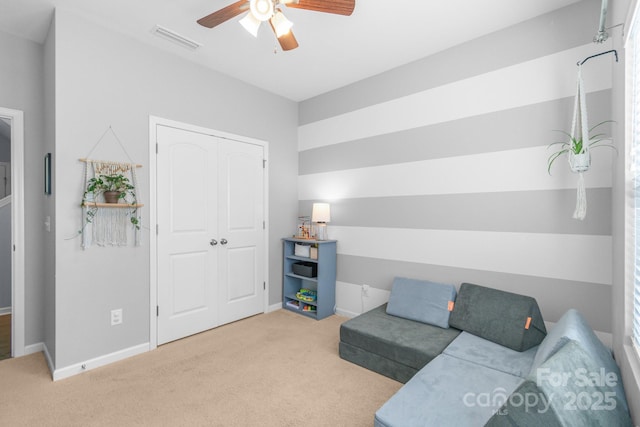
[339, 279, 632, 426]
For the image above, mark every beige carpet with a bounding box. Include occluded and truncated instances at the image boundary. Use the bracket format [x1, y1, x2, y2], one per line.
[0, 310, 401, 426]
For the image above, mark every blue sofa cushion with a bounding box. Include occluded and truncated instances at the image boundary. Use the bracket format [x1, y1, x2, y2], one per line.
[375, 354, 524, 427]
[486, 340, 632, 427]
[386, 277, 456, 328]
[449, 283, 547, 352]
[443, 331, 538, 378]
[529, 308, 629, 412]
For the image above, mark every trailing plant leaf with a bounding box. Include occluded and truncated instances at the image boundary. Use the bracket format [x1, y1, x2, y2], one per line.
[547, 120, 615, 174]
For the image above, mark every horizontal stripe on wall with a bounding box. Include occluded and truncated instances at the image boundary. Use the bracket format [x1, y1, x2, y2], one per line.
[299, 188, 611, 236]
[299, 1, 598, 125]
[299, 145, 614, 201]
[299, 43, 612, 152]
[328, 226, 611, 285]
[299, 90, 611, 176]
[335, 255, 612, 333]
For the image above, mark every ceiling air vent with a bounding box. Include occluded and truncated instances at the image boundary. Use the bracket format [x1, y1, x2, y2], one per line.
[152, 25, 202, 51]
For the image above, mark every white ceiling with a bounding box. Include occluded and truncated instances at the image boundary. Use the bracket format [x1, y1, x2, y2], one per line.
[0, 0, 583, 101]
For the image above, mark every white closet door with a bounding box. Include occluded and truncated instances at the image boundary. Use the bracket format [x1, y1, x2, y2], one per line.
[156, 125, 219, 345]
[156, 124, 266, 345]
[217, 140, 265, 325]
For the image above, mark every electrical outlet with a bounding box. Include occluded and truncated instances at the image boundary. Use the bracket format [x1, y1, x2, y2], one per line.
[362, 284, 370, 297]
[111, 309, 123, 326]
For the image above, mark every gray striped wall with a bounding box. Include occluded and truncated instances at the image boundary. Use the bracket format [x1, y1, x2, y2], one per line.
[298, 1, 614, 332]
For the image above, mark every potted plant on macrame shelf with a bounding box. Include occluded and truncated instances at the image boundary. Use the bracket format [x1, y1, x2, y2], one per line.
[546, 120, 616, 175]
[82, 173, 140, 229]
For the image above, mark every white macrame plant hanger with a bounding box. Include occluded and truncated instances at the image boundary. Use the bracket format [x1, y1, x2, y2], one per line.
[568, 65, 591, 220]
[80, 126, 142, 249]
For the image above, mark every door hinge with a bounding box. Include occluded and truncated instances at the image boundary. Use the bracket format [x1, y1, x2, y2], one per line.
[263, 159, 266, 168]
[156, 306, 159, 317]
[263, 282, 266, 290]
[263, 221, 265, 230]
[156, 143, 159, 154]
[156, 224, 159, 235]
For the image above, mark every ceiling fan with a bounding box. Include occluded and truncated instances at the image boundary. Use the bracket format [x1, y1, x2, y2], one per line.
[197, 0, 355, 51]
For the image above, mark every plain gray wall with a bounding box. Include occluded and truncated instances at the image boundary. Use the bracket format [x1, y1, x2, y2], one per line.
[49, 7, 298, 369]
[0, 119, 9, 162]
[43, 15, 56, 364]
[0, 119, 9, 310]
[0, 29, 46, 347]
[0, 202, 10, 309]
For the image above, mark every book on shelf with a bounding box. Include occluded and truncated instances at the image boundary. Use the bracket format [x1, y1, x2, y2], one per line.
[286, 300, 300, 309]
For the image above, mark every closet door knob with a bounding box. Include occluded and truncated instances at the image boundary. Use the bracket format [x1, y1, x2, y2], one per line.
[210, 239, 218, 246]
[220, 238, 228, 245]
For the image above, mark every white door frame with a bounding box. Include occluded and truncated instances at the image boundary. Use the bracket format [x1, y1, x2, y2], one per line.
[0, 107, 25, 357]
[148, 116, 269, 350]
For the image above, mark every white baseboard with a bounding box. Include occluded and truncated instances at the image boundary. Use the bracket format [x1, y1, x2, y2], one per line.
[42, 343, 55, 379]
[335, 307, 359, 318]
[52, 343, 149, 381]
[267, 303, 282, 313]
[24, 342, 45, 355]
[0, 307, 11, 316]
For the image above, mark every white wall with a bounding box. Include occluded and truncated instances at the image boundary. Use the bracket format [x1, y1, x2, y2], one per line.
[50, 8, 298, 371]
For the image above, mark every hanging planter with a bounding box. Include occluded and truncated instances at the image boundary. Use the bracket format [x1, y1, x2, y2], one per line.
[547, 120, 612, 174]
[546, 65, 615, 220]
[569, 151, 591, 172]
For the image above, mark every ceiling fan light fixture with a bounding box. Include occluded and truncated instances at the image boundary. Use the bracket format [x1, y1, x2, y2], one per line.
[249, 0, 274, 22]
[270, 9, 293, 38]
[239, 12, 262, 37]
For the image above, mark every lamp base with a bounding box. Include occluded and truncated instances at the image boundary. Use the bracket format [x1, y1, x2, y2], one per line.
[315, 223, 328, 241]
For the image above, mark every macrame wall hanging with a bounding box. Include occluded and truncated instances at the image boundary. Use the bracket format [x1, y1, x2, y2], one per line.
[80, 126, 143, 249]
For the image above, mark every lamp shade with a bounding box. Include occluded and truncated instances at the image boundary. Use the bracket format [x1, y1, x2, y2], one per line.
[240, 12, 261, 37]
[312, 203, 331, 223]
[270, 9, 293, 38]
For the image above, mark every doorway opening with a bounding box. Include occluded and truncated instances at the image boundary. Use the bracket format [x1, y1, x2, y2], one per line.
[0, 107, 25, 360]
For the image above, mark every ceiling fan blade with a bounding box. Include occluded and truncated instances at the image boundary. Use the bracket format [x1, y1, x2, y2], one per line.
[197, 0, 250, 28]
[284, 0, 355, 16]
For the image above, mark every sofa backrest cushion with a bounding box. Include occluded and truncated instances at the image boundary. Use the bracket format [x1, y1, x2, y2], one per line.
[449, 283, 546, 352]
[386, 277, 457, 328]
[486, 340, 632, 427]
[529, 308, 629, 412]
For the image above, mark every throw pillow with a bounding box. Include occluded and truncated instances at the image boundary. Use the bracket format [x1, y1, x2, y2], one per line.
[449, 282, 546, 352]
[386, 277, 456, 328]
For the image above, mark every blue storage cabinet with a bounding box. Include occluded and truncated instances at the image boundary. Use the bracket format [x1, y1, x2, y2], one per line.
[282, 238, 336, 320]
